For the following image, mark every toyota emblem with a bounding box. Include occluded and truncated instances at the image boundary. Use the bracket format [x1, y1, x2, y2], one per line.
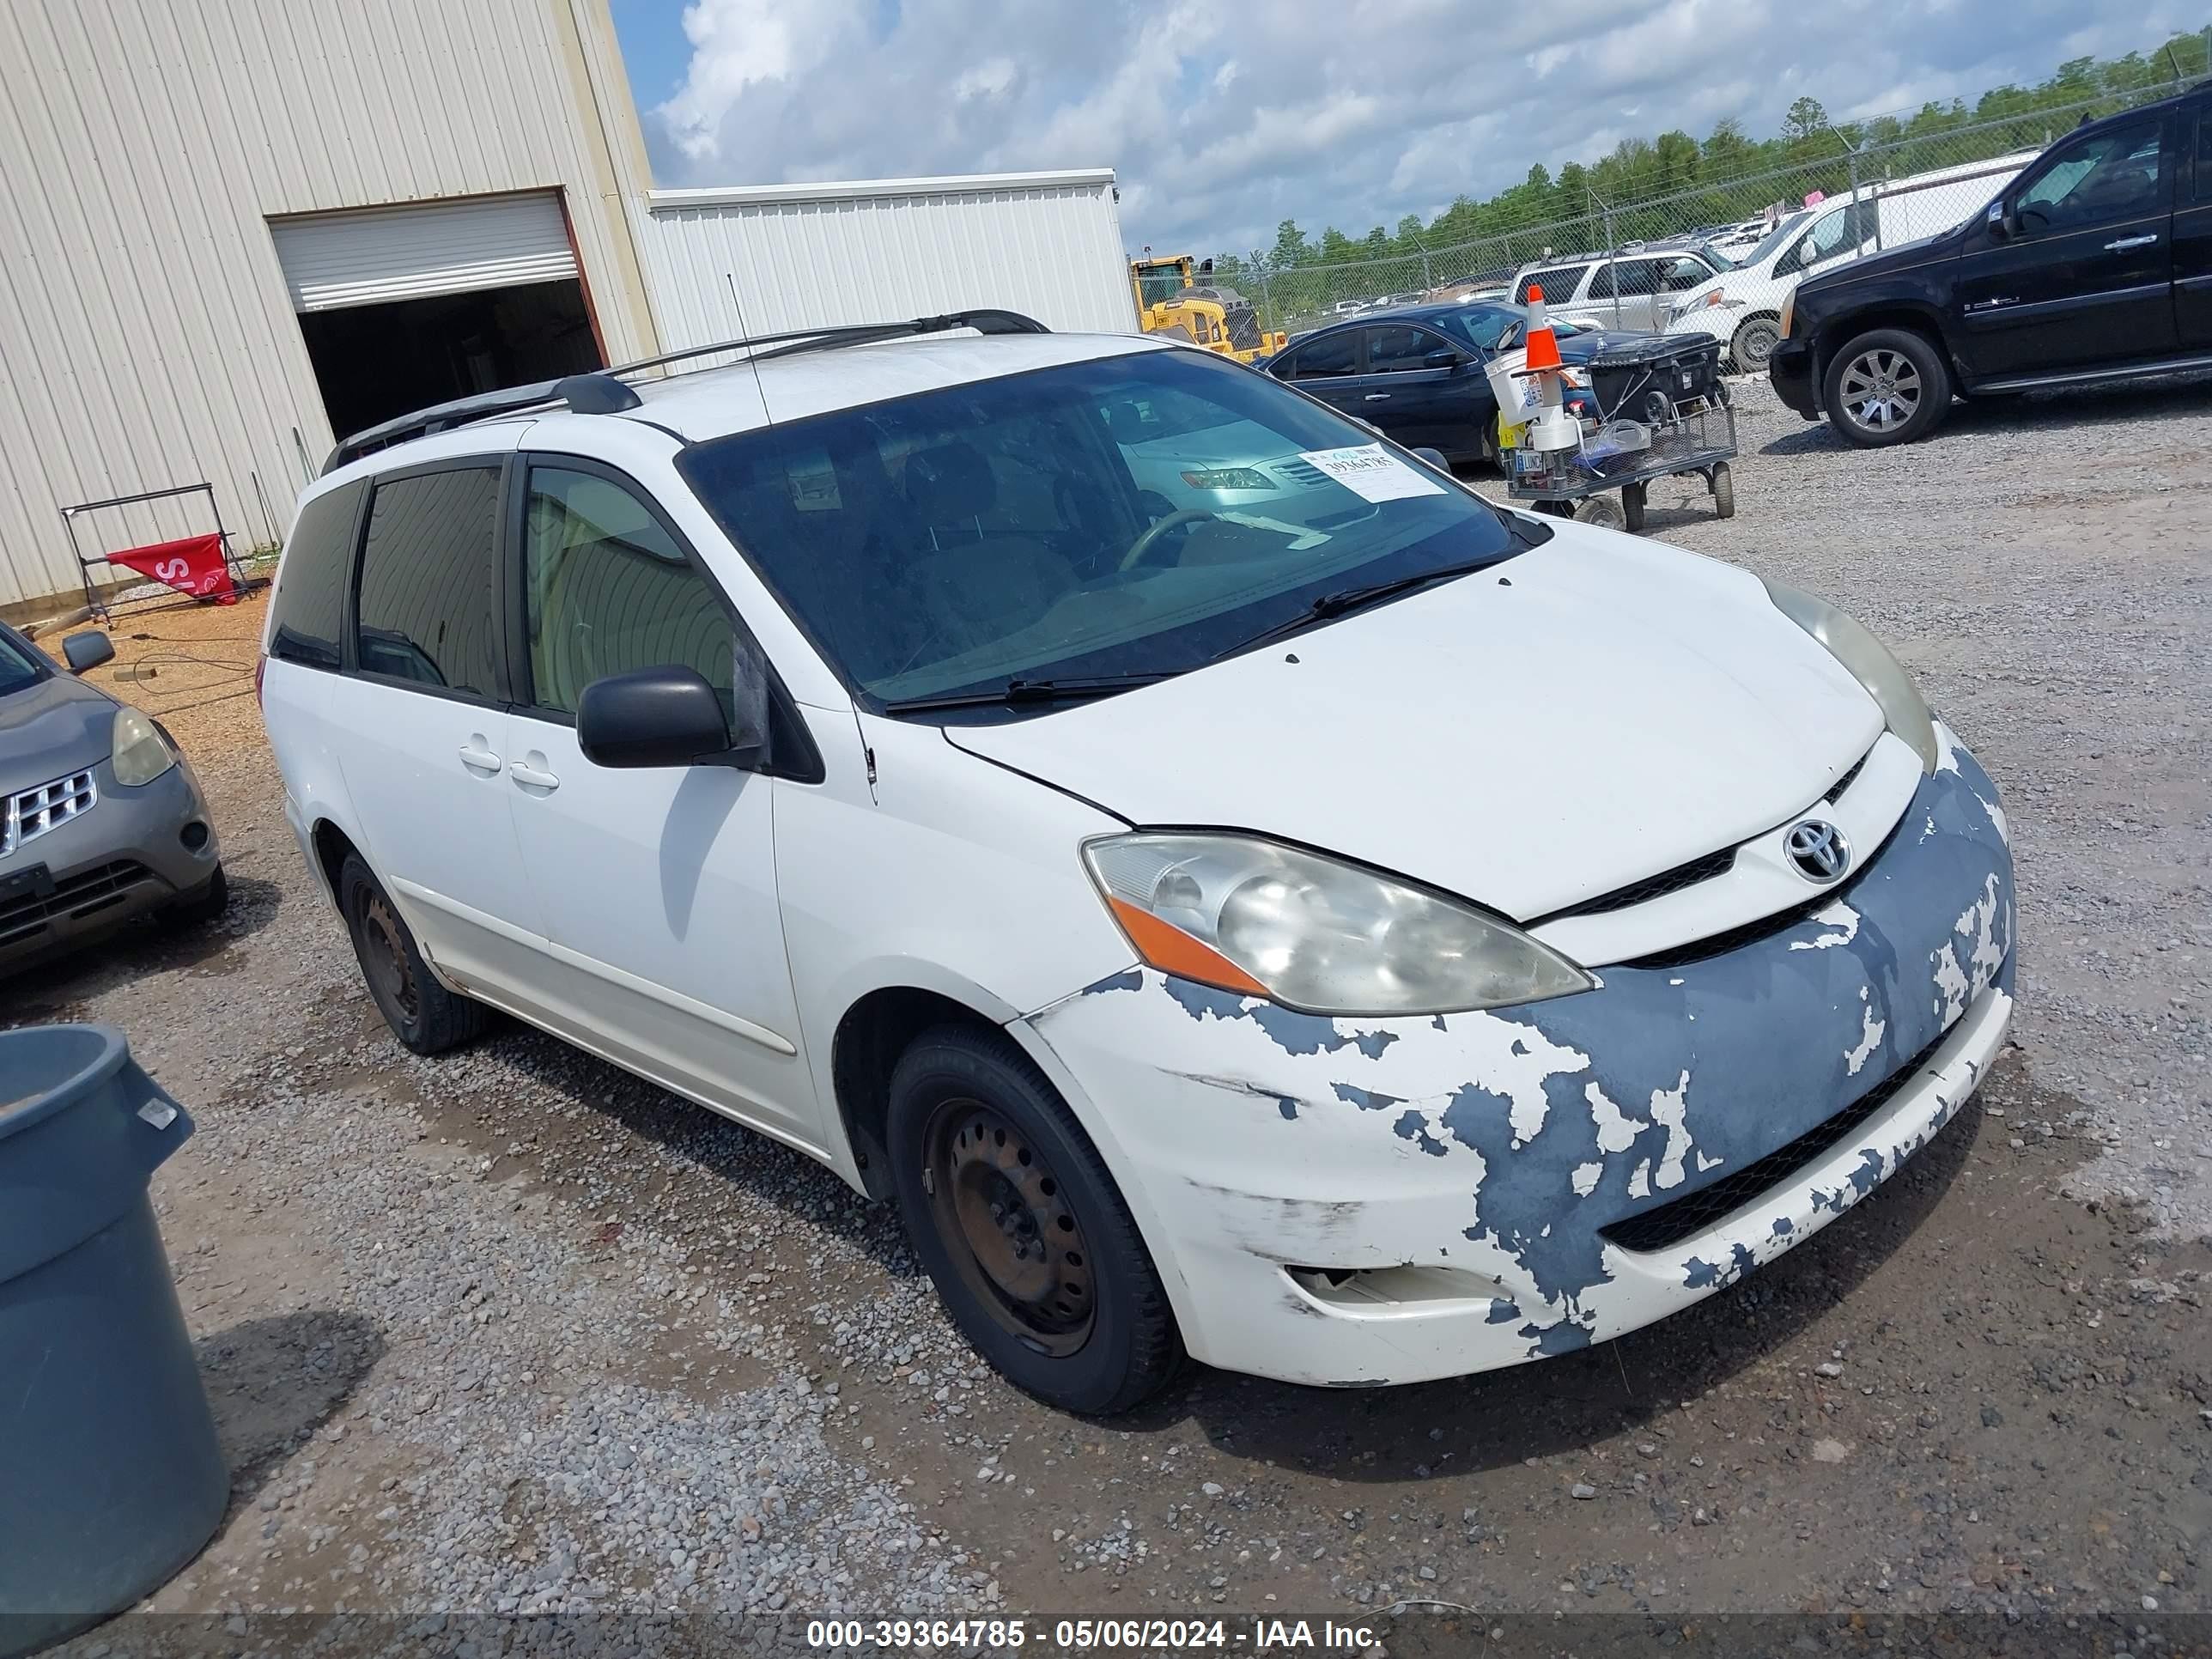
[1785, 819, 1850, 883]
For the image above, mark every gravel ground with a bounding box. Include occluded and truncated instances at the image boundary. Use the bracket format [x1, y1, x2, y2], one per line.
[11, 376, 2210, 1650]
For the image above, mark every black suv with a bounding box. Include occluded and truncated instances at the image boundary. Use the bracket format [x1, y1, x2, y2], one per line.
[1770, 83, 2209, 445]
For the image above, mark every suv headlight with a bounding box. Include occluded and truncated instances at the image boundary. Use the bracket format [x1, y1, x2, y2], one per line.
[111, 707, 177, 787]
[1761, 580, 1938, 773]
[1084, 833, 1593, 1016]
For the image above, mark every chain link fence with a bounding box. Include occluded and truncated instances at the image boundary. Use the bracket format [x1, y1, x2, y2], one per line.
[1229, 58, 2206, 370]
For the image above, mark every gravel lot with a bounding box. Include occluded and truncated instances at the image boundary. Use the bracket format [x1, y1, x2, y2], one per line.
[12, 375, 2210, 1651]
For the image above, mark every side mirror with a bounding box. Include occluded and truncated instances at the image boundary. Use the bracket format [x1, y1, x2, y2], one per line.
[62, 631, 114, 674]
[1423, 347, 1462, 369]
[576, 665, 763, 769]
[1409, 447, 1451, 472]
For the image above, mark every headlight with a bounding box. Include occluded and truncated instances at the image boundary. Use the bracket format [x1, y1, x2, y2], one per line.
[110, 707, 177, 787]
[1761, 580, 1938, 773]
[1083, 833, 1593, 1016]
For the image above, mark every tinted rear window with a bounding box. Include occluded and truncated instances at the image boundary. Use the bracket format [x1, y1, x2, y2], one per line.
[269, 481, 363, 671]
[354, 467, 504, 698]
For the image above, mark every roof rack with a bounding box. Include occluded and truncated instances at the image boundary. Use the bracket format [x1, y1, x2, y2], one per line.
[323, 308, 1051, 473]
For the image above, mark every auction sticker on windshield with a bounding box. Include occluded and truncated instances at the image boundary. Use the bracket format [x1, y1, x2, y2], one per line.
[1296, 444, 1446, 502]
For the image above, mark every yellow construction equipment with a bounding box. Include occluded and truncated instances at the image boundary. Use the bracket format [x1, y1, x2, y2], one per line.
[1128, 255, 1286, 365]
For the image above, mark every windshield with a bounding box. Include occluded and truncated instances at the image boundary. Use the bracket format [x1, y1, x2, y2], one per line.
[1432, 302, 1528, 354]
[1689, 240, 1737, 270]
[0, 627, 46, 697]
[675, 348, 1522, 711]
[1739, 210, 1812, 269]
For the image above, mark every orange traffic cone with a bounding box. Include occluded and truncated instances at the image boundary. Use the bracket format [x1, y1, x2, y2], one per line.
[1522, 283, 1563, 372]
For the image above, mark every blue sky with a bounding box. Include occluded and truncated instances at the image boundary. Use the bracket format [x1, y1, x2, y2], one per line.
[606, 1, 2204, 258]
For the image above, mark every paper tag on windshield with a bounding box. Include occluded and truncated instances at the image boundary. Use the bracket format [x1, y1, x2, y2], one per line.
[1296, 444, 1446, 502]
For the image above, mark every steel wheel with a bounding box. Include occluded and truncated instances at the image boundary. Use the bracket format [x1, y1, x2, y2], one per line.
[358, 892, 421, 1027]
[1730, 315, 1781, 372]
[923, 1097, 1096, 1357]
[1837, 348, 1923, 434]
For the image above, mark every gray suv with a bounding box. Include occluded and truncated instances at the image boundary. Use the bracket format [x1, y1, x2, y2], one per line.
[0, 618, 226, 973]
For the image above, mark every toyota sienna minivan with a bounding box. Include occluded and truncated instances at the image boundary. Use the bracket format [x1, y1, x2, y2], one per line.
[260, 313, 2014, 1413]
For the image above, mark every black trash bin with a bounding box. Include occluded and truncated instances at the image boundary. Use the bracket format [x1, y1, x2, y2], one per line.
[0, 1024, 228, 1657]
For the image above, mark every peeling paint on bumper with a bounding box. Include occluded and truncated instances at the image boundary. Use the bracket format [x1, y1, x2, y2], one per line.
[1021, 726, 2015, 1388]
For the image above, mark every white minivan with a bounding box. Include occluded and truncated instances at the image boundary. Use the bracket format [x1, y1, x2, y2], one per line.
[1665, 150, 2043, 370]
[261, 315, 2015, 1413]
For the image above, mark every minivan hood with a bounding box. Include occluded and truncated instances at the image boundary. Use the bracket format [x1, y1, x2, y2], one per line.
[0, 674, 115, 790]
[946, 532, 1882, 921]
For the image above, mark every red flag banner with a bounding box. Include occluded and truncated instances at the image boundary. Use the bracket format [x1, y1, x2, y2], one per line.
[107, 533, 235, 603]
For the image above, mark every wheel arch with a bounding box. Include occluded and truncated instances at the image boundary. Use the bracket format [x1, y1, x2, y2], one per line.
[1811, 305, 1954, 394]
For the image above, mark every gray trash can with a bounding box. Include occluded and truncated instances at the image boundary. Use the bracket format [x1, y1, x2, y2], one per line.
[1, 1024, 228, 1656]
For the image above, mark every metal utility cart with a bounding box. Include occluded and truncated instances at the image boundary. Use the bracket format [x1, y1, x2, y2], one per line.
[1502, 337, 1738, 532]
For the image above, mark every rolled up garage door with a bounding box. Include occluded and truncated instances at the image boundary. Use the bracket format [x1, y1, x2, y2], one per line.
[270, 191, 577, 313]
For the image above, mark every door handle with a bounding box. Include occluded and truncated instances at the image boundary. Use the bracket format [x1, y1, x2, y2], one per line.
[507, 761, 561, 792]
[1364, 392, 1392, 401]
[458, 743, 501, 774]
[2104, 234, 2159, 252]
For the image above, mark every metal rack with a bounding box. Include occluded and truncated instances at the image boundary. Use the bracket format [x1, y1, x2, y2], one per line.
[59, 481, 264, 622]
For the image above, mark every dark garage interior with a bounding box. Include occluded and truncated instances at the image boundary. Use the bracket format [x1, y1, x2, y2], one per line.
[299, 278, 603, 441]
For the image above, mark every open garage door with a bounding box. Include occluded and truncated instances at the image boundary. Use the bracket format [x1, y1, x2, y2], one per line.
[272, 192, 602, 443]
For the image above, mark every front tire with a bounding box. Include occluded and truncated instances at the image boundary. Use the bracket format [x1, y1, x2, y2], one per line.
[887, 1024, 1182, 1414]
[158, 864, 228, 932]
[1822, 327, 1951, 447]
[1729, 313, 1782, 373]
[337, 854, 489, 1055]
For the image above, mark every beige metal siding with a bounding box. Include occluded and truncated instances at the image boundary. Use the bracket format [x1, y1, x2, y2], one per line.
[0, 0, 658, 611]
[641, 170, 1138, 351]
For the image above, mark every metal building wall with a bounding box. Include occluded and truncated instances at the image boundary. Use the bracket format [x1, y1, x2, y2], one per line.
[0, 0, 659, 612]
[641, 171, 1138, 353]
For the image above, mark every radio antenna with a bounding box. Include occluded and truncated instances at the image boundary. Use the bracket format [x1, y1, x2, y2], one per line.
[725, 271, 777, 432]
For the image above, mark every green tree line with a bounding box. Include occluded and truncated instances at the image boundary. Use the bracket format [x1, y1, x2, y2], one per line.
[1205, 31, 2209, 309]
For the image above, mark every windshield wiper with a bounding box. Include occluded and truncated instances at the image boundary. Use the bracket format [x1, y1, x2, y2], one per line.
[879, 671, 1180, 714]
[1209, 556, 1511, 660]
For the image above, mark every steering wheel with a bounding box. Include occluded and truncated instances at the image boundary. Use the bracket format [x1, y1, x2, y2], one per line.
[1119, 507, 1218, 572]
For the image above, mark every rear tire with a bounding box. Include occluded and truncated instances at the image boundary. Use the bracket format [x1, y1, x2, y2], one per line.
[1711, 462, 1735, 519]
[1620, 481, 1647, 532]
[337, 854, 489, 1055]
[1821, 327, 1951, 447]
[887, 1024, 1182, 1415]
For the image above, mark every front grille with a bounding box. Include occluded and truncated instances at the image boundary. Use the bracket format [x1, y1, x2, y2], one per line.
[1825, 750, 1869, 803]
[1275, 458, 1327, 487]
[1627, 802, 1909, 971]
[0, 860, 155, 950]
[1601, 1023, 1956, 1254]
[2, 769, 97, 858]
[1542, 847, 1736, 924]
[1225, 308, 1261, 352]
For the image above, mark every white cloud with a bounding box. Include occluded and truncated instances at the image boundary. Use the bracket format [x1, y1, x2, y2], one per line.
[644, 0, 2203, 256]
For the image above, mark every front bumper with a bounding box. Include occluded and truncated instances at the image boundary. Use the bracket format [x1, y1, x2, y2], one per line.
[1021, 729, 2014, 1387]
[1768, 337, 1820, 418]
[0, 757, 221, 972]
